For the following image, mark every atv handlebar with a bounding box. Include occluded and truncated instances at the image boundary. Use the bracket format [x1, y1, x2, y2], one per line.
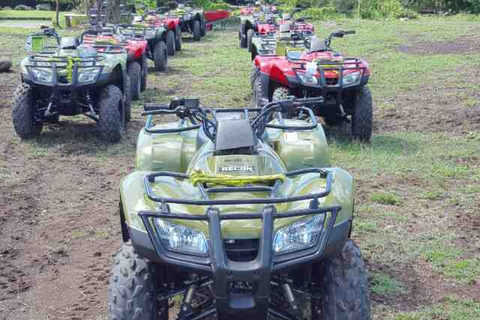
[324, 30, 355, 49]
[143, 97, 324, 140]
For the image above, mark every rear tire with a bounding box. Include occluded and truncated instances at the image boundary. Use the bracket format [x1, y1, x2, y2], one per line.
[272, 86, 290, 102]
[97, 85, 124, 143]
[124, 75, 132, 122]
[193, 20, 201, 41]
[252, 76, 268, 108]
[141, 54, 148, 92]
[12, 83, 43, 139]
[108, 243, 168, 320]
[127, 61, 141, 101]
[351, 86, 373, 143]
[239, 30, 247, 48]
[311, 240, 371, 320]
[200, 19, 206, 37]
[166, 30, 176, 56]
[153, 40, 167, 72]
[247, 29, 254, 52]
[250, 63, 259, 88]
[175, 25, 182, 51]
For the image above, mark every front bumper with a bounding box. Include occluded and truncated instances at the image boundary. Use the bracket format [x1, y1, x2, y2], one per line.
[128, 168, 351, 319]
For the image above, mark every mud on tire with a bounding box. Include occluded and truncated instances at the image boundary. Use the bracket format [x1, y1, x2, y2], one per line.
[108, 243, 168, 320]
[127, 61, 141, 101]
[312, 240, 371, 320]
[98, 85, 124, 142]
[351, 86, 373, 143]
[193, 20, 201, 41]
[166, 30, 176, 56]
[252, 75, 268, 108]
[153, 41, 167, 72]
[12, 83, 43, 139]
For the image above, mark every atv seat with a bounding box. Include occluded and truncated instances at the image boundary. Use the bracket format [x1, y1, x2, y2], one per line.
[309, 36, 327, 52]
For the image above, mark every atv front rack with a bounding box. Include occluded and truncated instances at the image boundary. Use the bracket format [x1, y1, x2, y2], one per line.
[138, 168, 341, 318]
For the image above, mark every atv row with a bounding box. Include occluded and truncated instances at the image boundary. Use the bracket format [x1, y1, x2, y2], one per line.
[13, 27, 131, 142]
[239, 3, 280, 50]
[251, 30, 373, 142]
[159, 2, 207, 42]
[109, 97, 371, 320]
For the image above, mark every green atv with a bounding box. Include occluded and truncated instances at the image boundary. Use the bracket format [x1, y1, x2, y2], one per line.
[109, 97, 371, 320]
[164, 2, 206, 41]
[13, 28, 131, 142]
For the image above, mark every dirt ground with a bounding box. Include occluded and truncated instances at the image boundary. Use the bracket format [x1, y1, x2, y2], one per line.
[0, 23, 479, 320]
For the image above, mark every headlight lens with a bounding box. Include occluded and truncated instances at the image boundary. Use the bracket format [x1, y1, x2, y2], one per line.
[343, 71, 362, 87]
[297, 72, 318, 85]
[155, 219, 208, 255]
[274, 215, 325, 253]
[30, 67, 53, 83]
[78, 68, 100, 83]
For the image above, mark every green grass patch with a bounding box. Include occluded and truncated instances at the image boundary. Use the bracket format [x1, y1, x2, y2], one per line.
[371, 272, 406, 296]
[371, 192, 403, 205]
[0, 10, 66, 20]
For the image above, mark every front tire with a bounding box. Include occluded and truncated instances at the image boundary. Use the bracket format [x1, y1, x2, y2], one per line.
[153, 40, 167, 72]
[127, 61, 141, 101]
[247, 29, 254, 52]
[12, 83, 43, 139]
[175, 25, 182, 51]
[108, 243, 168, 320]
[124, 75, 132, 122]
[312, 240, 371, 320]
[252, 75, 268, 108]
[351, 86, 373, 143]
[166, 30, 176, 56]
[193, 20, 201, 41]
[239, 29, 247, 48]
[141, 54, 148, 92]
[97, 85, 124, 143]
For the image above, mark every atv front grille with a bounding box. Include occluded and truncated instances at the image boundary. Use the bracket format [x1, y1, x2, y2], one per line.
[224, 239, 259, 262]
[326, 78, 338, 85]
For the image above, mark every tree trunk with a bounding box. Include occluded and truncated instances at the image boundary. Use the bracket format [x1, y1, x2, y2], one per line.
[85, 0, 91, 21]
[55, 0, 60, 28]
[107, 0, 121, 24]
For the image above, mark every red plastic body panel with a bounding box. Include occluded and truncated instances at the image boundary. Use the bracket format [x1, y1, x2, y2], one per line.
[82, 34, 147, 60]
[257, 23, 277, 34]
[204, 10, 229, 22]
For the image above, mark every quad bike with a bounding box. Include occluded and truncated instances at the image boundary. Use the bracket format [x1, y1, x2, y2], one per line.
[108, 97, 371, 320]
[13, 27, 131, 142]
[125, 17, 170, 71]
[239, 4, 279, 50]
[252, 30, 373, 142]
[144, 10, 183, 55]
[81, 23, 149, 101]
[163, 2, 207, 42]
[251, 23, 312, 61]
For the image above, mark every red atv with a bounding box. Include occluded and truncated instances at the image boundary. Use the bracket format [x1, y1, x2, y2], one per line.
[251, 30, 373, 142]
[143, 12, 182, 56]
[278, 13, 314, 35]
[81, 26, 148, 102]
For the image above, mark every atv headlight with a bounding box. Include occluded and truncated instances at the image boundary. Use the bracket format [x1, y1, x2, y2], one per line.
[78, 68, 100, 84]
[155, 219, 208, 255]
[30, 67, 53, 83]
[274, 215, 325, 253]
[343, 71, 362, 87]
[297, 73, 318, 85]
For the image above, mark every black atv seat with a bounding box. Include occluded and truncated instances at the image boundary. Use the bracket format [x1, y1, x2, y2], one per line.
[215, 119, 257, 153]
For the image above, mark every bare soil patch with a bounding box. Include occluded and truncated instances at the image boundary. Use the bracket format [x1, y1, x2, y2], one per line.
[397, 34, 480, 54]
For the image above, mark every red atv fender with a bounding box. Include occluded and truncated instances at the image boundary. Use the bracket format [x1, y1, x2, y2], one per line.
[253, 55, 295, 86]
[164, 17, 180, 31]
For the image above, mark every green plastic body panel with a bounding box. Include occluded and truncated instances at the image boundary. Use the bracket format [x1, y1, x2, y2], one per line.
[123, 117, 345, 240]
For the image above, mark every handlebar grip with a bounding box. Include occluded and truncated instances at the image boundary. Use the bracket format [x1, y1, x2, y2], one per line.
[345, 30, 356, 35]
[144, 103, 171, 111]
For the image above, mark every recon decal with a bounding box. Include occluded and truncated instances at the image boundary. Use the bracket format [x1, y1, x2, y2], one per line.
[219, 165, 255, 173]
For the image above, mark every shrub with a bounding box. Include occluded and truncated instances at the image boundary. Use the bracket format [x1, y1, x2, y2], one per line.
[14, 4, 33, 10]
[300, 6, 339, 19]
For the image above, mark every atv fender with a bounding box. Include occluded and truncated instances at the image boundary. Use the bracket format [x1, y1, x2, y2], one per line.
[254, 56, 291, 87]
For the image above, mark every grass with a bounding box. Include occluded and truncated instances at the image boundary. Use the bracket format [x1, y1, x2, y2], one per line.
[0, 10, 65, 20]
[371, 272, 406, 296]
